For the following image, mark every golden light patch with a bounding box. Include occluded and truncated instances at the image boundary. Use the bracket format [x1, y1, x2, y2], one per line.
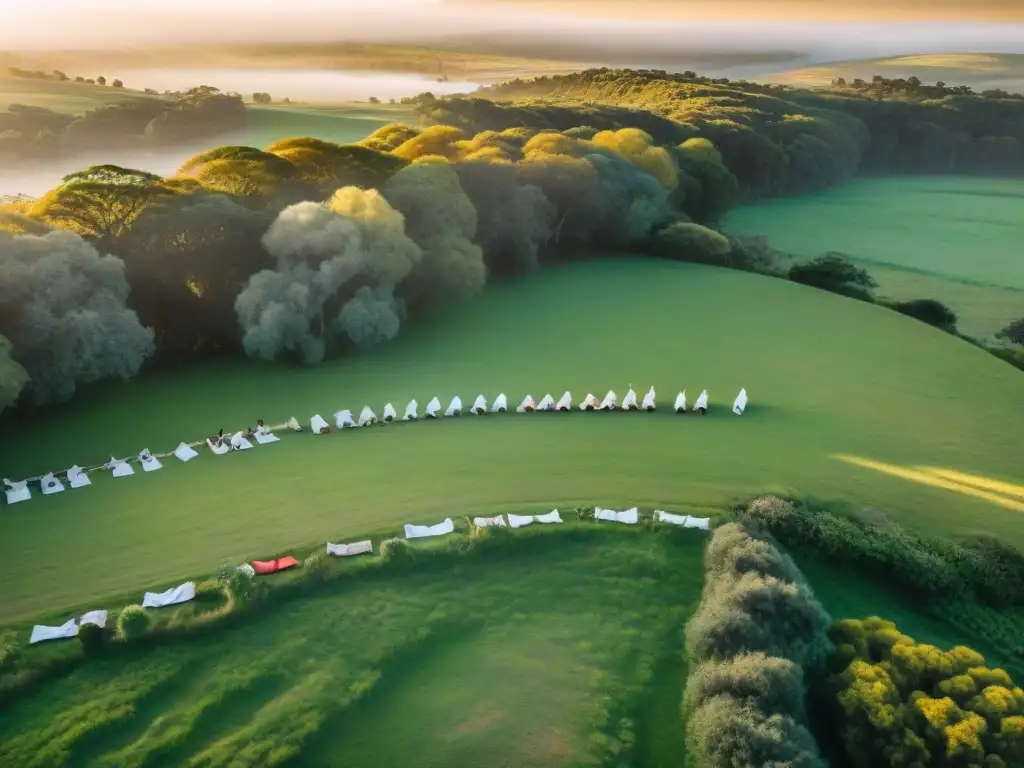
[917, 468, 1024, 502]
[834, 455, 1024, 513]
[872, 54, 1007, 71]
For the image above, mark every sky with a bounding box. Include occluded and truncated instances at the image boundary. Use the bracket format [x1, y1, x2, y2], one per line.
[1, 0, 1022, 54]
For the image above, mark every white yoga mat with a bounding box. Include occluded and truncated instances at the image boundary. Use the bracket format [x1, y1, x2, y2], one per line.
[595, 507, 639, 524]
[3, 479, 31, 505]
[40, 473, 65, 495]
[175, 442, 200, 461]
[68, 466, 92, 488]
[327, 540, 373, 557]
[404, 518, 455, 539]
[473, 515, 506, 528]
[29, 618, 79, 645]
[142, 582, 196, 609]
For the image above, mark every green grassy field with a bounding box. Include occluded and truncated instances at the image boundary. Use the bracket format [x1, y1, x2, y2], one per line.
[231, 104, 416, 149]
[1, 258, 1022, 622]
[766, 52, 1024, 92]
[0, 76, 162, 114]
[723, 176, 1024, 339]
[0, 528, 702, 768]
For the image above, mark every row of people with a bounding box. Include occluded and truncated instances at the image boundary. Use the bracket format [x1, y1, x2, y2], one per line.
[306, 387, 748, 434]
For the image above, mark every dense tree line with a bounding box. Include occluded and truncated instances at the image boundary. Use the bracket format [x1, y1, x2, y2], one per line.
[0, 86, 246, 165]
[824, 617, 1024, 766]
[683, 523, 832, 766]
[473, 68, 1024, 192]
[2, 68, 1022, 414]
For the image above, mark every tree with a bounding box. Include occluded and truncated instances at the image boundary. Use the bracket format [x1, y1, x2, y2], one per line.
[265, 137, 407, 193]
[96, 76, 106, 86]
[654, 222, 732, 265]
[891, 299, 958, 333]
[997, 317, 1024, 346]
[788, 253, 876, 300]
[112, 79, 123, 88]
[27, 165, 187, 240]
[0, 230, 154, 404]
[176, 146, 305, 200]
[252, 92, 272, 105]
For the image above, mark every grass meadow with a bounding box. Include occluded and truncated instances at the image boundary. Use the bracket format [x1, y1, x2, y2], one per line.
[0, 77, 163, 114]
[723, 176, 1024, 339]
[1, 258, 1022, 621]
[0, 527, 703, 768]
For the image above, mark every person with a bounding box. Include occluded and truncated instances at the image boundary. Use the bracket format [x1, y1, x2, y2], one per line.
[246, 419, 269, 438]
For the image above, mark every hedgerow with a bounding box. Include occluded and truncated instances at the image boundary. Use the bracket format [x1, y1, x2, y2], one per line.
[683, 523, 831, 767]
[738, 496, 1024, 609]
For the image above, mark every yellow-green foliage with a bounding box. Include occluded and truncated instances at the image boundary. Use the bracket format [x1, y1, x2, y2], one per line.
[829, 616, 1024, 766]
[592, 128, 678, 188]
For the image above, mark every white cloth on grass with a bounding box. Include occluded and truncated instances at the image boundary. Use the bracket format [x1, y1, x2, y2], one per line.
[685, 516, 711, 530]
[29, 618, 78, 645]
[445, 396, 462, 416]
[536, 510, 562, 524]
[404, 399, 419, 420]
[517, 395, 536, 413]
[142, 581, 196, 609]
[358, 406, 378, 426]
[4, 478, 31, 505]
[207, 439, 230, 455]
[139, 449, 164, 470]
[255, 426, 280, 444]
[472, 395, 488, 414]
[311, 414, 331, 434]
[333, 410, 355, 429]
[473, 515, 506, 528]
[595, 507, 639, 524]
[80, 610, 107, 628]
[491, 393, 508, 412]
[286, 417, 301, 431]
[579, 393, 599, 411]
[40, 472, 65, 495]
[327, 540, 373, 557]
[507, 513, 534, 528]
[68, 465, 91, 488]
[622, 389, 639, 410]
[426, 397, 442, 418]
[107, 457, 135, 477]
[383, 403, 398, 422]
[556, 392, 572, 411]
[694, 390, 709, 412]
[230, 432, 253, 451]
[537, 394, 555, 411]
[175, 442, 200, 461]
[733, 388, 748, 415]
[674, 391, 688, 413]
[655, 510, 689, 525]
[404, 517, 455, 539]
[642, 386, 656, 411]
[599, 391, 618, 410]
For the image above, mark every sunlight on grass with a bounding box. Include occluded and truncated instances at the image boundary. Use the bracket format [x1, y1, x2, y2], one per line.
[834, 455, 1024, 512]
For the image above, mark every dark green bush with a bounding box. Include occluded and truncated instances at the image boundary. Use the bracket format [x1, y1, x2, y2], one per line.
[194, 579, 226, 603]
[0, 631, 20, 674]
[117, 605, 151, 641]
[740, 496, 1024, 609]
[788, 253, 876, 300]
[684, 651, 806, 714]
[380, 537, 415, 564]
[890, 298, 958, 332]
[77, 622, 105, 655]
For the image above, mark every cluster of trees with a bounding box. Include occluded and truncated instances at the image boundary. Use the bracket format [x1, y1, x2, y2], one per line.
[476, 68, 1024, 190]
[683, 522, 832, 766]
[0, 120, 742, 411]
[0, 86, 245, 164]
[826, 617, 1024, 766]
[830, 74, 1024, 102]
[7, 66, 124, 88]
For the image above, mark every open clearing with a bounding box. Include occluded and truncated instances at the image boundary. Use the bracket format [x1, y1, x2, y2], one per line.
[1, 258, 1022, 620]
[233, 103, 415, 149]
[722, 176, 1024, 339]
[765, 52, 1024, 92]
[0, 77, 162, 114]
[0, 528, 701, 768]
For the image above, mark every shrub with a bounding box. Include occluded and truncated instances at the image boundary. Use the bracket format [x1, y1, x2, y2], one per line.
[997, 317, 1024, 346]
[0, 630, 20, 674]
[826, 617, 1024, 766]
[117, 605, 151, 641]
[77, 622, 105, 655]
[704, 522, 806, 585]
[226, 568, 264, 604]
[891, 298, 958, 333]
[684, 651, 806, 714]
[654, 221, 733, 265]
[686, 694, 827, 768]
[380, 537, 415, 564]
[194, 580, 226, 604]
[303, 550, 331, 583]
[788, 253, 876, 300]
